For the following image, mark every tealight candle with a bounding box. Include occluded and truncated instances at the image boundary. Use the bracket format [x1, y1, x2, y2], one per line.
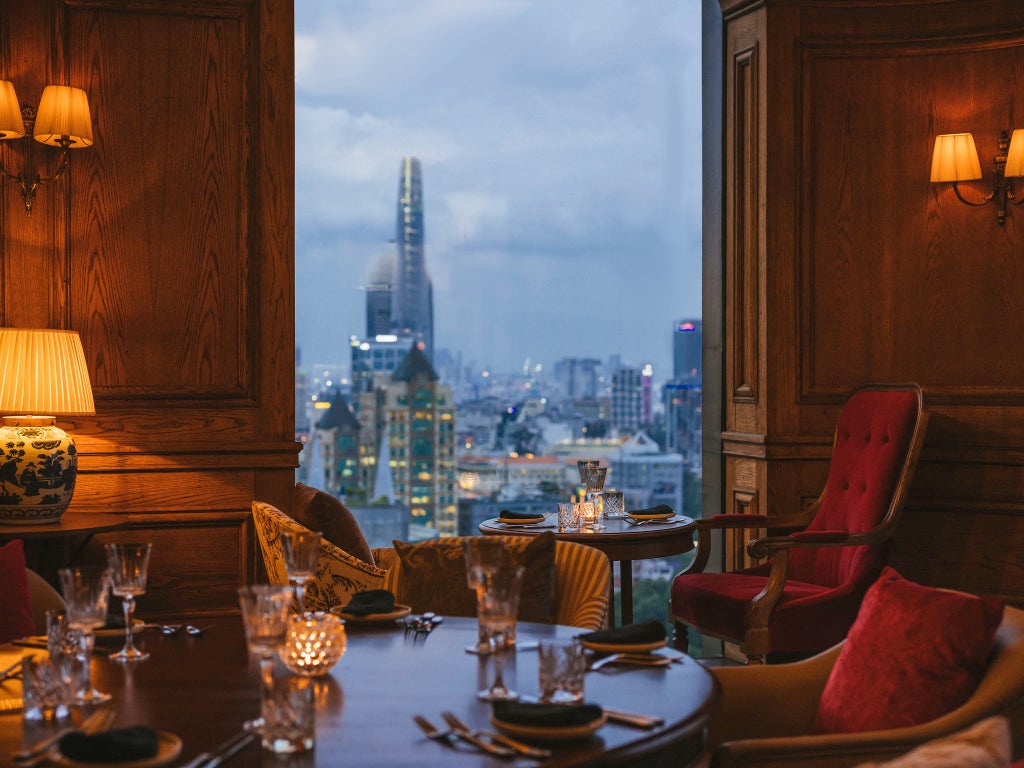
[281, 612, 347, 677]
[577, 501, 597, 529]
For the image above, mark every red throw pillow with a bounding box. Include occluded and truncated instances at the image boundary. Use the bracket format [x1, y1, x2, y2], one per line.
[0, 539, 36, 643]
[814, 566, 1004, 734]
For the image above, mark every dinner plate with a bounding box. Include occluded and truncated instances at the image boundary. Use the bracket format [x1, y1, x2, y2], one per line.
[53, 730, 182, 768]
[498, 517, 546, 525]
[490, 712, 606, 742]
[579, 638, 668, 654]
[330, 603, 412, 624]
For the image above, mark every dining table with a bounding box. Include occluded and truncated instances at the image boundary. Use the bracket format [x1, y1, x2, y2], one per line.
[0, 614, 718, 767]
[479, 515, 697, 625]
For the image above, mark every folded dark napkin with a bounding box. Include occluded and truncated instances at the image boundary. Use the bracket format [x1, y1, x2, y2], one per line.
[498, 509, 544, 521]
[492, 701, 604, 728]
[578, 619, 667, 646]
[627, 504, 674, 518]
[59, 726, 160, 763]
[342, 589, 396, 616]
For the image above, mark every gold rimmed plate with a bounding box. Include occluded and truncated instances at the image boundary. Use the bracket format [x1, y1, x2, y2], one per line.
[580, 638, 668, 654]
[626, 512, 675, 521]
[498, 517, 546, 525]
[52, 731, 182, 768]
[490, 712, 606, 742]
[330, 603, 412, 624]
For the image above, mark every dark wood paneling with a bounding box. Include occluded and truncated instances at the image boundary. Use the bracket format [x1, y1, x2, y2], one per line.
[1, 0, 295, 615]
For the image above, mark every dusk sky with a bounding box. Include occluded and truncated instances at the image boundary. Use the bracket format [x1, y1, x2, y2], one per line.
[294, 0, 702, 380]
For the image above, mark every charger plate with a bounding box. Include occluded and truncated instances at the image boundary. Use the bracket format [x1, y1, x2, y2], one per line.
[330, 604, 411, 624]
[498, 516, 546, 525]
[53, 731, 182, 768]
[626, 511, 675, 521]
[490, 712, 606, 742]
[580, 638, 668, 654]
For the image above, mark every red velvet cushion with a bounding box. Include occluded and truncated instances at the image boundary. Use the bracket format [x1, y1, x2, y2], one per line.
[814, 567, 1004, 734]
[0, 540, 36, 643]
[292, 483, 374, 566]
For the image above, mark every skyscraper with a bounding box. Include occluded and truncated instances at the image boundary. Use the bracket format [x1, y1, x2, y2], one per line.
[392, 157, 434, 362]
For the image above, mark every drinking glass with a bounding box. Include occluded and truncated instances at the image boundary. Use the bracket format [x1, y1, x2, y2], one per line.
[462, 537, 509, 654]
[600, 490, 626, 519]
[238, 585, 294, 685]
[577, 459, 600, 488]
[282, 530, 321, 613]
[474, 564, 524, 701]
[22, 656, 71, 722]
[58, 566, 113, 704]
[104, 542, 152, 662]
[538, 639, 586, 704]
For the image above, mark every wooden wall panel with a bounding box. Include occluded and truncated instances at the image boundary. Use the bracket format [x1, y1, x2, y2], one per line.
[1, 0, 296, 618]
[716, 0, 1024, 602]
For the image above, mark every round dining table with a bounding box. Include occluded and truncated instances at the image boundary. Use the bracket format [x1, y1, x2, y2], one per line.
[479, 516, 697, 625]
[1, 614, 718, 767]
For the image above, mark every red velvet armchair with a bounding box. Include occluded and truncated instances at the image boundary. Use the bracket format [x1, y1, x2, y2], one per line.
[670, 383, 928, 664]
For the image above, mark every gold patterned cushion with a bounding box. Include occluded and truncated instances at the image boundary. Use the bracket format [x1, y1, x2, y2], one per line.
[392, 534, 557, 623]
[252, 501, 387, 612]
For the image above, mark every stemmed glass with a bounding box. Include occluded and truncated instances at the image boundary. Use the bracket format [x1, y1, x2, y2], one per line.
[238, 584, 294, 736]
[282, 530, 321, 613]
[104, 542, 152, 663]
[585, 466, 608, 529]
[58, 566, 113, 704]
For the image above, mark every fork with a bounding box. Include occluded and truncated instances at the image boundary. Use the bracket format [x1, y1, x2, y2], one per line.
[14, 707, 115, 766]
[412, 715, 515, 758]
[441, 710, 551, 760]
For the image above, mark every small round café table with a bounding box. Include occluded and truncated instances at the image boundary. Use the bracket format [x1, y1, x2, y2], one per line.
[0, 615, 719, 767]
[479, 515, 697, 626]
[0, 511, 127, 583]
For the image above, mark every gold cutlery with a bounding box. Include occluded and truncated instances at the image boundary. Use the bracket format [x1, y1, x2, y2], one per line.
[413, 714, 515, 758]
[180, 729, 255, 768]
[602, 707, 664, 729]
[13, 707, 115, 765]
[441, 710, 551, 760]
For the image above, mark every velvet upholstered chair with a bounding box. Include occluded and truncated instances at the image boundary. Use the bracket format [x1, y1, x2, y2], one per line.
[671, 383, 928, 664]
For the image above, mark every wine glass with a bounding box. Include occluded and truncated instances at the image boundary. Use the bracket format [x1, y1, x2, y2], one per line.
[282, 529, 321, 613]
[238, 585, 293, 736]
[58, 566, 113, 704]
[104, 542, 152, 663]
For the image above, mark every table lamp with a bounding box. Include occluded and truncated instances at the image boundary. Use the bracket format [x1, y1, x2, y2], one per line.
[0, 328, 94, 524]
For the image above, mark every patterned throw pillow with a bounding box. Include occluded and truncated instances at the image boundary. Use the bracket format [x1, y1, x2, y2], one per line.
[392, 534, 557, 623]
[251, 501, 387, 612]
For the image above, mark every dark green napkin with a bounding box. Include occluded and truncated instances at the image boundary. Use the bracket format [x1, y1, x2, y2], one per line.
[498, 509, 544, 521]
[492, 701, 604, 728]
[578, 619, 667, 646]
[627, 504, 674, 518]
[342, 589, 396, 616]
[59, 726, 160, 763]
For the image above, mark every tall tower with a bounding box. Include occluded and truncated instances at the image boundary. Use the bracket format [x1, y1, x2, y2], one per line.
[392, 157, 434, 361]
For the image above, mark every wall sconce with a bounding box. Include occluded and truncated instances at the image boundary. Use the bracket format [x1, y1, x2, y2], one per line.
[930, 129, 1024, 225]
[0, 81, 93, 216]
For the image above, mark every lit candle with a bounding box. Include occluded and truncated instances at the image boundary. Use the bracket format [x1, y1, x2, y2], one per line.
[282, 612, 347, 676]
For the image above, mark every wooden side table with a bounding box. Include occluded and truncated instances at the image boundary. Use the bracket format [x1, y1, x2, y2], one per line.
[479, 515, 696, 626]
[0, 511, 128, 582]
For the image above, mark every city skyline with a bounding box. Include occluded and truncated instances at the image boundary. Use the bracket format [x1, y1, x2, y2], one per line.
[294, 0, 703, 377]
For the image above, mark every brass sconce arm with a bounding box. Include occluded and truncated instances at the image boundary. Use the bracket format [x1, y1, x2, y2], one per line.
[931, 129, 1024, 225]
[0, 138, 73, 216]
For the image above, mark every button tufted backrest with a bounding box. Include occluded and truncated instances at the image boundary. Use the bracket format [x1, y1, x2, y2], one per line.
[788, 387, 923, 588]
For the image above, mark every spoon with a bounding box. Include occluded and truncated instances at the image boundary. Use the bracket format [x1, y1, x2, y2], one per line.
[160, 625, 183, 636]
[186, 625, 211, 636]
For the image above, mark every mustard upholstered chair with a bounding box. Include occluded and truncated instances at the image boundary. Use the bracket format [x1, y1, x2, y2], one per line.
[252, 501, 388, 612]
[698, 605, 1024, 768]
[372, 535, 612, 630]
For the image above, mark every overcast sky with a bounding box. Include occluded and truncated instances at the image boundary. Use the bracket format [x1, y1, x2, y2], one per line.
[295, 0, 702, 379]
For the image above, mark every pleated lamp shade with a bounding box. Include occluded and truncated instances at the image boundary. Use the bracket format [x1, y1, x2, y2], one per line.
[0, 80, 26, 139]
[1005, 129, 1024, 180]
[33, 85, 93, 148]
[0, 328, 95, 416]
[930, 133, 983, 183]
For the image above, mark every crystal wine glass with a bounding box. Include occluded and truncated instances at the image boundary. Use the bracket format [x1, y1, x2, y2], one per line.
[238, 585, 293, 735]
[473, 564, 524, 701]
[282, 529, 321, 613]
[104, 542, 152, 662]
[58, 566, 113, 704]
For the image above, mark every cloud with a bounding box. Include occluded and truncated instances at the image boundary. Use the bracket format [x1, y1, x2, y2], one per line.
[295, 0, 703, 378]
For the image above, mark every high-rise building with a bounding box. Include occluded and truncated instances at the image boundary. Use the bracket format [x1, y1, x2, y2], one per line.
[315, 389, 361, 496]
[611, 366, 643, 433]
[357, 346, 457, 536]
[349, 334, 416, 394]
[365, 249, 394, 338]
[673, 319, 702, 380]
[555, 357, 601, 399]
[391, 157, 434, 362]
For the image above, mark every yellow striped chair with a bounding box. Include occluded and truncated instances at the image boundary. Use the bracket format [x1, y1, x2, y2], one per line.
[372, 536, 611, 631]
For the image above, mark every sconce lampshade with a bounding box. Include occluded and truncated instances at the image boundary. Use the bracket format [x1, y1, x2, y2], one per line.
[33, 85, 93, 148]
[930, 133, 983, 183]
[0, 80, 26, 139]
[1005, 129, 1024, 180]
[0, 328, 94, 524]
